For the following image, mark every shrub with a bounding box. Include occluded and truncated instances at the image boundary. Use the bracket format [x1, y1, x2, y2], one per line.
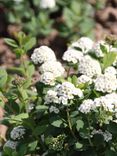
[1, 34, 117, 156]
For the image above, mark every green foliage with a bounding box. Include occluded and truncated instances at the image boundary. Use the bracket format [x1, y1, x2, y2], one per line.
[1, 0, 100, 40]
[1, 34, 117, 156]
[5, 32, 36, 58]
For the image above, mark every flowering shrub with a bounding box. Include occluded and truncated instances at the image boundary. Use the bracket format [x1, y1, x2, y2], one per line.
[1, 34, 117, 156]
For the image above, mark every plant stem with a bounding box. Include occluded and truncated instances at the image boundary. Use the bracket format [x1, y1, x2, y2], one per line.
[87, 116, 98, 156]
[66, 107, 76, 139]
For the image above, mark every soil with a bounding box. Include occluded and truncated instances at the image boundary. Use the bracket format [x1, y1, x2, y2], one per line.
[95, 0, 117, 40]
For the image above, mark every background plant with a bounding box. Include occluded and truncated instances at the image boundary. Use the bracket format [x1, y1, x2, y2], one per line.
[0, 0, 105, 40]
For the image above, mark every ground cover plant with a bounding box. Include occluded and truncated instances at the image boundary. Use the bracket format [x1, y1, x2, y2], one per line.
[0, 33, 117, 156]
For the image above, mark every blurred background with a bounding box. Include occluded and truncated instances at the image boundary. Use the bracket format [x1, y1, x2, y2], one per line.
[0, 0, 117, 67]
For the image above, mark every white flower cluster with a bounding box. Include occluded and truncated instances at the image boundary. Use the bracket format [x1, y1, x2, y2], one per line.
[78, 99, 94, 114]
[77, 75, 92, 85]
[49, 106, 59, 114]
[39, 61, 65, 78]
[62, 49, 83, 64]
[94, 73, 117, 93]
[31, 46, 56, 64]
[79, 93, 117, 115]
[40, 72, 55, 86]
[4, 140, 18, 149]
[63, 37, 94, 64]
[10, 126, 25, 140]
[45, 82, 83, 105]
[91, 40, 109, 58]
[104, 66, 117, 76]
[91, 129, 112, 142]
[45, 90, 60, 104]
[69, 37, 94, 54]
[40, 0, 56, 9]
[31, 46, 65, 85]
[78, 55, 101, 78]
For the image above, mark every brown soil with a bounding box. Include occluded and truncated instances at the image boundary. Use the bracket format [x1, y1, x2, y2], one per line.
[95, 0, 117, 40]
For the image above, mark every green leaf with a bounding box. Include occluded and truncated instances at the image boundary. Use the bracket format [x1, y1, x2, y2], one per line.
[76, 120, 84, 131]
[100, 44, 108, 54]
[4, 38, 18, 48]
[26, 62, 35, 77]
[102, 52, 117, 69]
[14, 48, 25, 57]
[33, 125, 48, 136]
[93, 134, 104, 146]
[9, 113, 29, 123]
[51, 120, 63, 127]
[36, 105, 48, 112]
[28, 141, 38, 152]
[18, 144, 27, 156]
[24, 37, 36, 51]
[0, 92, 5, 107]
[0, 68, 8, 88]
[50, 117, 63, 128]
[75, 142, 83, 149]
[72, 75, 78, 86]
[107, 122, 117, 134]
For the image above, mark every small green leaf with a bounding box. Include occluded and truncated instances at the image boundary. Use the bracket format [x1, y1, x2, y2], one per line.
[33, 125, 48, 135]
[100, 44, 108, 54]
[75, 142, 83, 149]
[72, 75, 78, 86]
[24, 37, 36, 51]
[102, 52, 117, 69]
[4, 38, 18, 48]
[51, 119, 63, 127]
[107, 122, 117, 134]
[0, 68, 8, 88]
[28, 141, 38, 151]
[36, 105, 48, 112]
[76, 120, 84, 131]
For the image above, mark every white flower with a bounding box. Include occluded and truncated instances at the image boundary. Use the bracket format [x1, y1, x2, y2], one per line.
[69, 37, 94, 54]
[45, 90, 60, 104]
[78, 75, 92, 84]
[40, 72, 55, 86]
[10, 126, 25, 140]
[62, 49, 83, 64]
[56, 82, 83, 100]
[78, 99, 95, 114]
[45, 82, 83, 106]
[94, 74, 117, 93]
[28, 103, 35, 112]
[103, 130, 112, 142]
[40, 0, 56, 9]
[94, 96, 115, 112]
[31, 46, 56, 64]
[49, 106, 59, 114]
[104, 66, 117, 76]
[92, 40, 109, 58]
[39, 61, 65, 77]
[91, 130, 112, 142]
[78, 55, 101, 78]
[92, 93, 117, 114]
[4, 140, 18, 149]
